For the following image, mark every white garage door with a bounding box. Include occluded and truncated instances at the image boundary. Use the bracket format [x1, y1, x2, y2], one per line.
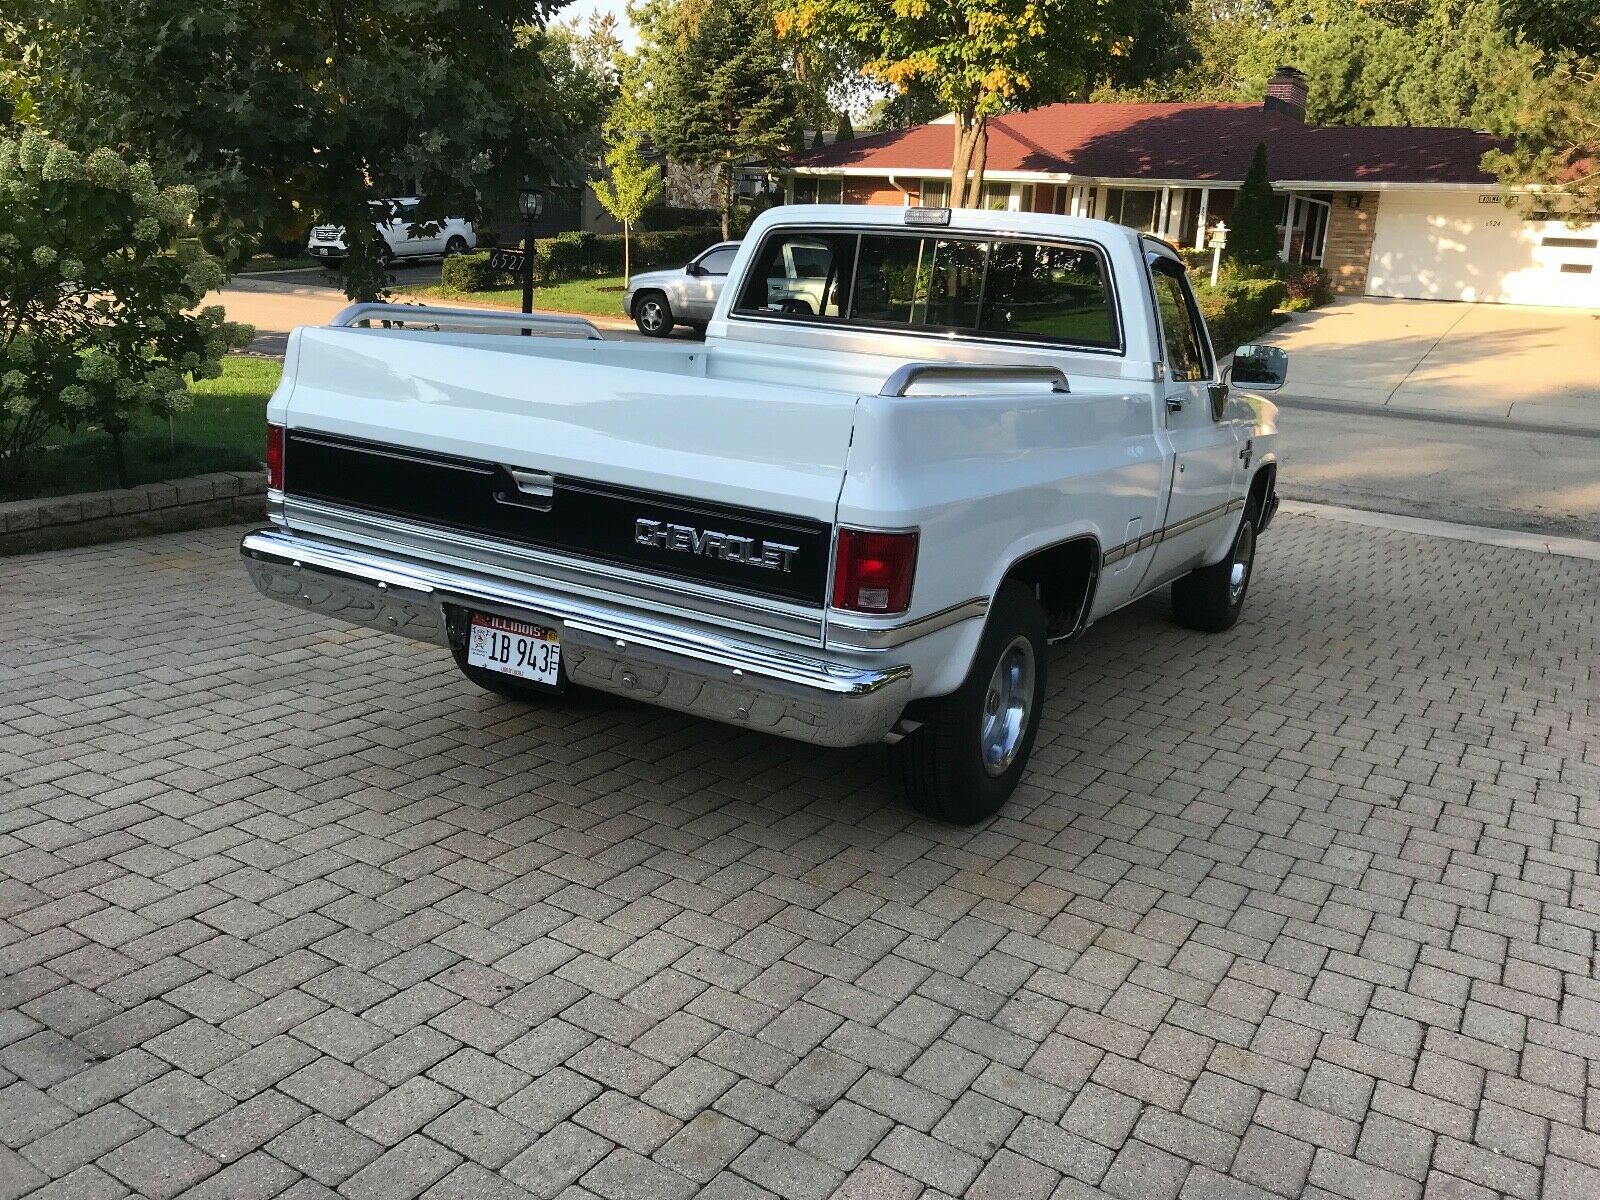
[1367, 191, 1600, 308]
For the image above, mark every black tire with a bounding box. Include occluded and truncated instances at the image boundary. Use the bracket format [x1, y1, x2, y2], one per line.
[373, 241, 394, 268]
[1171, 515, 1256, 633]
[444, 235, 470, 256]
[633, 292, 674, 337]
[896, 581, 1048, 825]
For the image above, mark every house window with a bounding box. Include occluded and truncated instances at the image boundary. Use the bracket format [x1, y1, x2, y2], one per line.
[793, 177, 818, 204]
[981, 182, 1013, 210]
[1102, 188, 1159, 232]
[921, 180, 951, 207]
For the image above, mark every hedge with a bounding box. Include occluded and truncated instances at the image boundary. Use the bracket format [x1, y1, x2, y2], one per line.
[440, 227, 722, 291]
[1194, 276, 1288, 357]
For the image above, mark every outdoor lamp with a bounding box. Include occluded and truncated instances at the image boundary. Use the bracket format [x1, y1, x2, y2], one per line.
[1346, 193, 1364, 210]
[518, 186, 545, 221]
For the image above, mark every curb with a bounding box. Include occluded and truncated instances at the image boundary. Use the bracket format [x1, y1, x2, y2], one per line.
[1281, 500, 1600, 562]
[1274, 394, 1600, 440]
[0, 472, 267, 556]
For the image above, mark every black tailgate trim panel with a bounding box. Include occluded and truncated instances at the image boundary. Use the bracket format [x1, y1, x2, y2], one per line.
[284, 430, 831, 605]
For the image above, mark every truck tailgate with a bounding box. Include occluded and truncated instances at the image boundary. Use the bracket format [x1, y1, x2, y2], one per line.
[275, 328, 858, 605]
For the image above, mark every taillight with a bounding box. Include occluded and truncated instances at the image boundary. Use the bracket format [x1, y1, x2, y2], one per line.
[832, 528, 918, 615]
[266, 423, 285, 491]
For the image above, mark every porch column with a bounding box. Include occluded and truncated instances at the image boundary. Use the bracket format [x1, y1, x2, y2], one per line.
[1280, 194, 1297, 261]
[1194, 188, 1210, 249]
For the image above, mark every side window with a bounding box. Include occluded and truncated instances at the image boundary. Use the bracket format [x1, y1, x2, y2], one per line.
[1151, 268, 1210, 385]
[733, 231, 855, 318]
[698, 247, 737, 276]
[982, 242, 1118, 348]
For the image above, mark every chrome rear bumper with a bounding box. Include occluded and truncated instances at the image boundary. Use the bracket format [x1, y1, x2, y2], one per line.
[240, 529, 911, 747]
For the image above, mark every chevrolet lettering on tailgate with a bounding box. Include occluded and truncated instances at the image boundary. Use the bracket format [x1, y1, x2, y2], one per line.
[633, 518, 799, 573]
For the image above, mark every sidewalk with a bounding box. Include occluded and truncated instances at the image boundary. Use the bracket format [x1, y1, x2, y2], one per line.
[1260, 296, 1600, 433]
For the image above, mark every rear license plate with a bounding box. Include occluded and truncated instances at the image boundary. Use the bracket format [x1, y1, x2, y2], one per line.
[466, 613, 561, 686]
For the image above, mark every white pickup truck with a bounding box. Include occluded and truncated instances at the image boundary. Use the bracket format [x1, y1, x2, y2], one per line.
[244, 204, 1286, 824]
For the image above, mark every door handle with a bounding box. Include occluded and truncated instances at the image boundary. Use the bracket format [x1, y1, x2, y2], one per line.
[1166, 396, 1184, 413]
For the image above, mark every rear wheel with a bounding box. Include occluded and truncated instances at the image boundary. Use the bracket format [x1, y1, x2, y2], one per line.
[1171, 515, 1255, 632]
[634, 292, 674, 337]
[444, 235, 470, 256]
[896, 582, 1048, 825]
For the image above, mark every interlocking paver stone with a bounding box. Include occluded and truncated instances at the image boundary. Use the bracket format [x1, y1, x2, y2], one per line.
[1, 516, 1597, 1199]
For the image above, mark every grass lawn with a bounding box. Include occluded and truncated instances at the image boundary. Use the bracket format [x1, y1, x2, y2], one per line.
[1, 357, 281, 503]
[414, 275, 631, 320]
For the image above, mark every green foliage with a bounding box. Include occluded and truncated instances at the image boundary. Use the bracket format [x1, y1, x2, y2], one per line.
[1227, 144, 1281, 270]
[655, 1, 797, 238]
[1193, 275, 1288, 355]
[834, 111, 855, 141]
[1485, 2, 1598, 195]
[1278, 264, 1334, 310]
[4, 0, 600, 302]
[439, 229, 723, 291]
[777, 0, 1190, 205]
[591, 134, 665, 283]
[638, 205, 720, 230]
[0, 133, 252, 487]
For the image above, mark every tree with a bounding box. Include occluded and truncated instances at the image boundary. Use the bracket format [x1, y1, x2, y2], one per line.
[777, 0, 1190, 207]
[0, 133, 251, 488]
[1227, 143, 1281, 270]
[591, 135, 664, 284]
[1485, 0, 1598, 199]
[2, 0, 598, 301]
[834, 111, 855, 141]
[655, 1, 796, 238]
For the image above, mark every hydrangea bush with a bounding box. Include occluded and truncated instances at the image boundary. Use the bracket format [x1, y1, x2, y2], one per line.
[0, 133, 253, 487]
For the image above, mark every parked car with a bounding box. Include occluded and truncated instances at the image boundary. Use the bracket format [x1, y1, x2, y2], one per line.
[306, 198, 475, 265]
[624, 241, 740, 336]
[245, 203, 1286, 824]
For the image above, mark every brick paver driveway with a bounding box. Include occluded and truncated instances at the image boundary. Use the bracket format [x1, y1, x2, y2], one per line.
[3, 514, 1598, 1200]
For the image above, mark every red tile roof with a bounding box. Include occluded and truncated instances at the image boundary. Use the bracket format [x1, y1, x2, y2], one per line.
[789, 102, 1503, 186]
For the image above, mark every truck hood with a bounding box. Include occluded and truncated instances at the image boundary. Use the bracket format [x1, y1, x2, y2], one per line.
[627, 267, 685, 292]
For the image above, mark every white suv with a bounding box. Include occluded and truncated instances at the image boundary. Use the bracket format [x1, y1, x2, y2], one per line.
[307, 198, 476, 265]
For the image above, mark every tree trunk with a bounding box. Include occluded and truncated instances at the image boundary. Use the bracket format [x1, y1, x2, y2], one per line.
[949, 114, 988, 208]
[108, 422, 129, 489]
[721, 157, 733, 240]
[623, 219, 631, 287]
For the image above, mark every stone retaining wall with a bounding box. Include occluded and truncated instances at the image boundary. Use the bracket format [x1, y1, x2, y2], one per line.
[0, 471, 266, 556]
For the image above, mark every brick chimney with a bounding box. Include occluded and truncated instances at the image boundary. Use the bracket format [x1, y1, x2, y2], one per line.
[1264, 66, 1308, 121]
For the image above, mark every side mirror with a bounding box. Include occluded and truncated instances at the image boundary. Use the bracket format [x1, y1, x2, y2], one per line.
[1230, 345, 1288, 392]
[685, 262, 703, 277]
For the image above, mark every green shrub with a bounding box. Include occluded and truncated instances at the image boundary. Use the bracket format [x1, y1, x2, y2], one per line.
[439, 251, 513, 292]
[1279, 264, 1334, 311]
[0, 132, 252, 489]
[638, 205, 718, 231]
[438, 228, 725, 292]
[1195, 276, 1288, 356]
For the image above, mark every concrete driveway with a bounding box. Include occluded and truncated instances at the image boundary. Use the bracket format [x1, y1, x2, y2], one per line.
[1264, 298, 1600, 431]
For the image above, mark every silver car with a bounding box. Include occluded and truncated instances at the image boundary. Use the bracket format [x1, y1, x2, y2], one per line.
[624, 242, 740, 337]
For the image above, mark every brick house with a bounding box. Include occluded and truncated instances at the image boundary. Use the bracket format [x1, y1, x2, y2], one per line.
[783, 69, 1599, 309]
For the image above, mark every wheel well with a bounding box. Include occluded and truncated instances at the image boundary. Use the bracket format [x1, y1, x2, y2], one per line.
[1002, 536, 1100, 640]
[631, 289, 665, 316]
[1246, 464, 1276, 528]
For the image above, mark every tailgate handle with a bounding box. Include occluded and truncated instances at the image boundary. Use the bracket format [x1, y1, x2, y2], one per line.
[496, 468, 554, 511]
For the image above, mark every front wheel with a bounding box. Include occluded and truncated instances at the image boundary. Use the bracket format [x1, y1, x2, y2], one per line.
[896, 581, 1048, 825]
[444, 235, 470, 256]
[633, 292, 674, 337]
[1171, 515, 1255, 632]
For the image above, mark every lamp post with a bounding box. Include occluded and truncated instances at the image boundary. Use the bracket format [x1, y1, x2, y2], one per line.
[517, 185, 544, 334]
[1209, 221, 1229, 287]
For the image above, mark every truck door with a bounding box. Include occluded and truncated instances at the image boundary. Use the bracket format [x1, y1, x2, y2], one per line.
[1144, 257, 1240, 583]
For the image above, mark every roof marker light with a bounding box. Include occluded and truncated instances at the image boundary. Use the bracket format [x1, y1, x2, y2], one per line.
[904, 207, 952, 227]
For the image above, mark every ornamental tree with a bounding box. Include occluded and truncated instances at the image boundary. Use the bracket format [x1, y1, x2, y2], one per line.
[1227, 142, 1281, 271]
[591, 135, 664, 285]
[776, 0, 1188, 207]
[0, 133, 252, 488]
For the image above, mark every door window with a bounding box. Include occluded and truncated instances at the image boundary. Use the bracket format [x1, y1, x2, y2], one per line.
[1151, 267, 1210, 385]
[697, 247, 737, 276]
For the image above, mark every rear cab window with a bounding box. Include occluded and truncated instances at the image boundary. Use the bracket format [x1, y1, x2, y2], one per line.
[733, 227, 1119, 351]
